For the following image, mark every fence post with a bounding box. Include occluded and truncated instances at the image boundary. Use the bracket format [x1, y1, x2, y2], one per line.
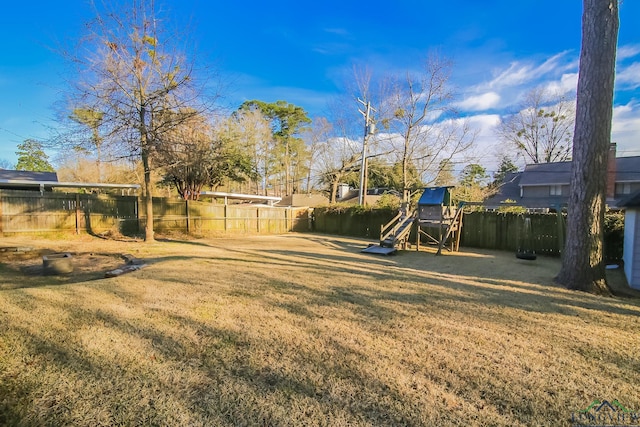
[186, 199, 190, 234]
[557, 211, 565, 255]
[135, 197, 140, 235]
[257, 208, 261, 233]
[75, 193, 80, 234]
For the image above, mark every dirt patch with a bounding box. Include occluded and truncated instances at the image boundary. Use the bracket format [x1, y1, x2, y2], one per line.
[0, 247, 131, 288]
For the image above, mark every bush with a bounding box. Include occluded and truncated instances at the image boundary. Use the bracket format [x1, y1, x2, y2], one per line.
[375, 194, 401, 210]
[604, 211, 624, 262]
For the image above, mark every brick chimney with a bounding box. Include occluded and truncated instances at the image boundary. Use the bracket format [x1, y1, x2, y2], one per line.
[606, 142, 617, 200]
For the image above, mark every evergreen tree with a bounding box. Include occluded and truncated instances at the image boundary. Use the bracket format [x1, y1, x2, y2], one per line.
[15, 139, 55, 172]
[492, 156, 519, 184]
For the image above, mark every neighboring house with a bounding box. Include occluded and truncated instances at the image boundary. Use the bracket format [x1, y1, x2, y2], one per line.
[0, 170, 58, 192]
[277, 193, 329, 207]
[0, 169, 140, 194]
[620, 191, 640, 289]
[485, 144, 640, 210]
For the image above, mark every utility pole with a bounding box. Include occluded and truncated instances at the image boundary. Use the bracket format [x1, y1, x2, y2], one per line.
[357, 98, 376, 205]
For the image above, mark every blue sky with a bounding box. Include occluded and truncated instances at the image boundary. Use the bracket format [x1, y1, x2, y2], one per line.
[1, 0, 639, 171]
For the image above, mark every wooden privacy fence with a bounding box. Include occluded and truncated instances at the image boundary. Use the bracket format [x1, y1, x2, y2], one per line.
[148, 198, 308, 235]
[312, 207, 567, 256]
[461, 211, 566, 256]
[0, 190, 308, 236]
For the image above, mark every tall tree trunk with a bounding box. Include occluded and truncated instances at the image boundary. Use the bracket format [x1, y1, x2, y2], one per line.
[555, 0, 618, 295]
[142, 148, 155, 242]
[285, 142, 291, 196]
[330, 178, 339, 204]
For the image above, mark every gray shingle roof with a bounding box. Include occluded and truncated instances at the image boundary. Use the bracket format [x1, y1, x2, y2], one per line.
[484, 172, 522, 206]
[519, 156, 640, 187]
[519, 162, 571, 186]
[0, 170, 58, 182]
[615, 156, 640, 182]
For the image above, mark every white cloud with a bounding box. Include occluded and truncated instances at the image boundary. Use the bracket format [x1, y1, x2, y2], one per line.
[616, 62, 640, 89]
[487, 51, 572, 90]
[461, 114, 510, 171]
[424, 114, 506, 172]
[612, 101, 640, 157]
[543, 73, 578, 96]
[457, 92, 501, 111]
[488, 62, 534, 89]
[457, 51, 579, 113]
[617, 44, 640, 61]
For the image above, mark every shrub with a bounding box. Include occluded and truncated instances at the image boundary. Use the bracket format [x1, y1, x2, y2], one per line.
[375, 194, 401, 210]
[604, 210, 624, 262]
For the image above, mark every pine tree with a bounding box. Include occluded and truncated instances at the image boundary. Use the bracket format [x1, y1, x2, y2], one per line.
[15, 140, 55, 172]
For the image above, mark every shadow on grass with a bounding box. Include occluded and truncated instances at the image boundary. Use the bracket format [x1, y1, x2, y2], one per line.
[205, 240, 640, 322]
[0, 283, 431, 426]
[1, 233, 639, 425]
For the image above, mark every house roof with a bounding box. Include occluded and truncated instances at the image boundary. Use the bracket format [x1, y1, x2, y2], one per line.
[0, 169, 58, 182]
[0, 169, 139, 193]
[519, 156, 640, 187]
[519, 162, 571, 186]
[483, 172, 522, 206]
[615, 156, 640, 182]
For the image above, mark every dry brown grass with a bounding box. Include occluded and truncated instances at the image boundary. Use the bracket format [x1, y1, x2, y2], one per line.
[0, 233, 639, 426]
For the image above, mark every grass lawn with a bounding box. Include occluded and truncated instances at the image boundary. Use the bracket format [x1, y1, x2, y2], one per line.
[0, 233, 639, 426]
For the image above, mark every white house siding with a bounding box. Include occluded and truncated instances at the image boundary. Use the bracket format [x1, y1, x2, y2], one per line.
[624, 209, 640, 289]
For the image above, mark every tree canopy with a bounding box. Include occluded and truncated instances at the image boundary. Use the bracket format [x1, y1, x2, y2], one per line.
[498, 88, 575, 164]
[239, 100, 311, 196]
[15, 140, 55, 172]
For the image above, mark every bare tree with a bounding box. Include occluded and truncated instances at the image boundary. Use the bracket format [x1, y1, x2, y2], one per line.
[69, 108, 104, 181]
[555, 0, 618, 295]
[382, 54, 475, 203]
[498, 87, 575, 164]
[317, 136, 361, 203]
[0, 159, 14, 169]
[302, 117, 332, 194]
[156, 110, 213, 200]
[57, 153, 139, 185]
[65, 0, 214, 241]
[226, 109, 273, 194]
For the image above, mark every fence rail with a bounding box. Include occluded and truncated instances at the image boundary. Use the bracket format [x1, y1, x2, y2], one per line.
[0, 190, 308, 236]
